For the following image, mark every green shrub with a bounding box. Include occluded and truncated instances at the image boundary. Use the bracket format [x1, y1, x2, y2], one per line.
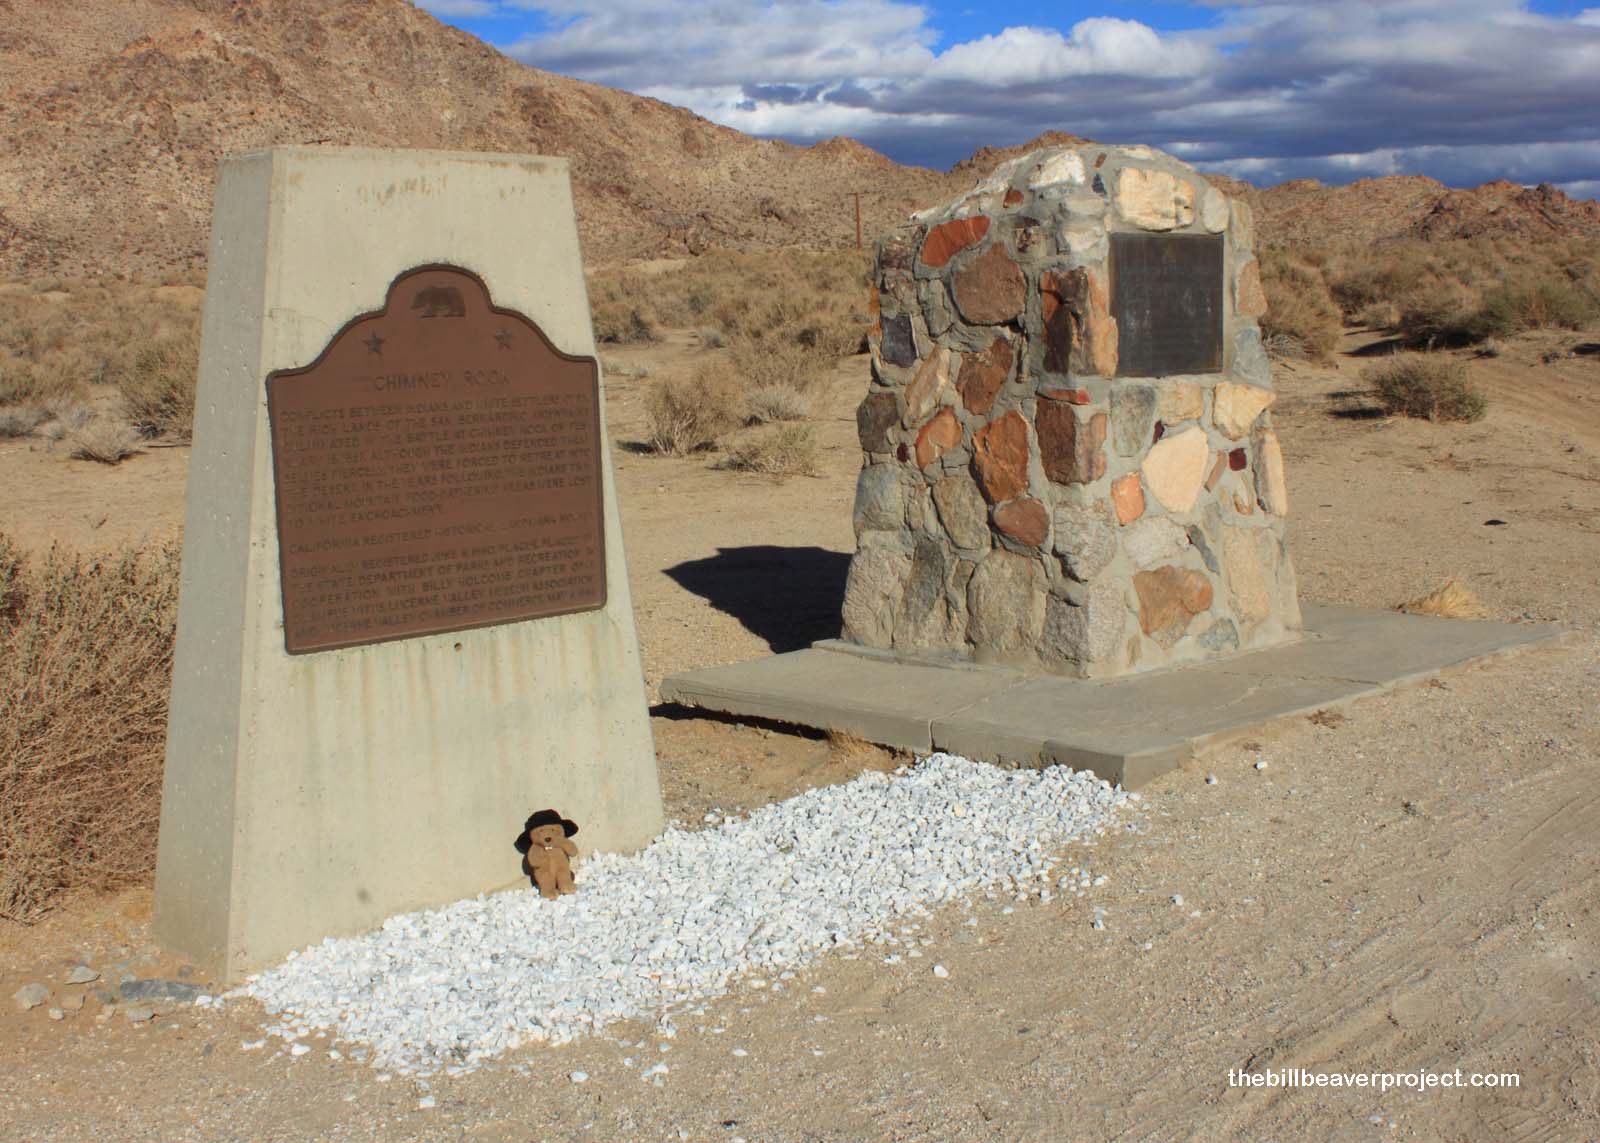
[122, 327, 199, 439]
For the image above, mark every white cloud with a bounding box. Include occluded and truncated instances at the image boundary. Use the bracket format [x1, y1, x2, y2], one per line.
[417, 0, 501, 17]
[470, 1, 1600, 191]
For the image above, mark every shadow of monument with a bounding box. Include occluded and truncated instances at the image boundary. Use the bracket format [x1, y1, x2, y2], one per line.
[663, 545, 851, 653]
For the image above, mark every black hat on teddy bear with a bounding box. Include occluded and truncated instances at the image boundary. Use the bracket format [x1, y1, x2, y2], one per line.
[514, 808, 580, 854]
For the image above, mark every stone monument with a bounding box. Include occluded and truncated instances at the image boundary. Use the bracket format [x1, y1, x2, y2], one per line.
[154, 147, 663, 982]
[842, 142, 1300, 677]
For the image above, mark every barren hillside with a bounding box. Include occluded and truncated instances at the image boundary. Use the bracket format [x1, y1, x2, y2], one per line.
[0, 0, 965, 279]
[2, 0, 1598, 283]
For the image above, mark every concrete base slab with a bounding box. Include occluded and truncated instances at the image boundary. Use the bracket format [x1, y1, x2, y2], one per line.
[660, 604, 1569, 788]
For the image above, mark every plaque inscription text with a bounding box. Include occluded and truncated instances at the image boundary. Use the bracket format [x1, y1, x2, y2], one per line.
[1109, 233, 1225, 377]
[266, 266, 606, 654]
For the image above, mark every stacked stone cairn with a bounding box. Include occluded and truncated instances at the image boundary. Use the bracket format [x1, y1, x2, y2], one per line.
[842, 142, 1301, 678]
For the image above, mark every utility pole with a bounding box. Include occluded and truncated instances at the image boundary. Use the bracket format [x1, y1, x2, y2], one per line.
[852, 191, 863, 250]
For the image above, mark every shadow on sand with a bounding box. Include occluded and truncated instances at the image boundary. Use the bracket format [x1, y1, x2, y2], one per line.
[663, 545, 851, 654]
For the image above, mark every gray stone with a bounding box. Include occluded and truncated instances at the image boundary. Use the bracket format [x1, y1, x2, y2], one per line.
[931, 475, 991, 551]
[919, 280, 955, 338]
[1232, 327, 1272, 389]
[64, 965, 99, 985]
[880, 315, 916, 367]
[12, 983, 49, 1011]
[1051, 502, 1117, 582]
[841, 538, 913, 646]
[47, 1007, 65, 1021]
[123, 1005, 157, 1024]
[1042, 582, 1126, 668]
[966, 550, 1046, 654]
[852, 463, 904, 535]
[120, 978, 205, 1005]
[1186, 525, 1220, 574]
[59, 992, 85, 1013]
[1123, 517, 1189, 569]
[1198, 619, 1239, 653]
[1110, 383, 1157, 457]
[896, 536, 953, 647]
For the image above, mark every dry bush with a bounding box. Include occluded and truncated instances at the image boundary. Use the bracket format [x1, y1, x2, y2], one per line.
[67, 419, 144, 464]
[591, 249, 871, 359]
[122, 326, 199, 439]
[0, 278, 202, 412]
[0, 534, 181, 921]
[744, 383, 813, 424]
[1398, 577, 1489, 619]
[644, 358, 745, 455]
[1326, 235, 1600, 344]
[826, 729, 889, 767]
[719, 424, 819, 477]
[1364, 356, 1486, 423]
[0, 404, 45, 438]
[1258, 249, 1341, 362]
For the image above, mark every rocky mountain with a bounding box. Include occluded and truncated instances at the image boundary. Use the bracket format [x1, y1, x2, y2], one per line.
[2, 0, 1596, 282]
[0, 0, 966, 279]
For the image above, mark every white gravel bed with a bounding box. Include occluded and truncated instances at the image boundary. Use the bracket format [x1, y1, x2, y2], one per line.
[232, 752, 1132, 1074]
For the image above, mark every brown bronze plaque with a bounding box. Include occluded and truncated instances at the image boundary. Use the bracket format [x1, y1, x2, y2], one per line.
[1109, 233, 1224, 377]
[266, 265, 605, 654]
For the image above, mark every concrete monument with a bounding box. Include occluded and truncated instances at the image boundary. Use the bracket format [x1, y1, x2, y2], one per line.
[155, 147, 663, 983]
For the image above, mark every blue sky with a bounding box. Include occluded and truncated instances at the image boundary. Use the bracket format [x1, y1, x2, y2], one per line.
[418, 1, 1600, 196]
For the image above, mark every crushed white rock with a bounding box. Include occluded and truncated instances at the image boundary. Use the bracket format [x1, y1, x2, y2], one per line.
[232, 753, 1128, 1075]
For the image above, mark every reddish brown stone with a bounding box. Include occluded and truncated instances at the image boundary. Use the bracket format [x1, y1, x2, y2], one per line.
[897, 443, 910, 463]
[1041, 268, 1118, 377]
[1228, 447, 1248, 471]
[952, 244, 1026, 325]
[914, 407, 963, 470]
[972, 410, 1030, 503]
[920, 216, 990, 270]
[1037, 384, 1091, 405]
[1040, 269, 1080, 375]
[1036, 403, 1107, 485]
[1205, 451, 1227, 491]
[1003, 187, 1024, 207]
[1133, 565, 1214, 639]
[957, 336, 1013, 416]
[1111, 472, 1145, 524]
[1152, 420, 1165, 443]
[994, 497, 1048, 549]
[1236, 258, 1268, 318]
[857, 390, 899, 452]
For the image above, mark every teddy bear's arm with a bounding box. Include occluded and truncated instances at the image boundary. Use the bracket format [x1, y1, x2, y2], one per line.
[558, 837, 578, 857]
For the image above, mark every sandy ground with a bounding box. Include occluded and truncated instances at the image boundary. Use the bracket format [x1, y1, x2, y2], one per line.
[1, 328, 1597, 1142]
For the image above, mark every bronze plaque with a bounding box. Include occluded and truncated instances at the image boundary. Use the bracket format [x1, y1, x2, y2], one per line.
[266, 265, 606, 654]
[1109, 233, 1224, 377]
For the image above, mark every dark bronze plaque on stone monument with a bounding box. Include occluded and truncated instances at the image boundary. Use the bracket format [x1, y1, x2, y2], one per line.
[266, 265, 606, 654]
[1109, 233, 1224, 377]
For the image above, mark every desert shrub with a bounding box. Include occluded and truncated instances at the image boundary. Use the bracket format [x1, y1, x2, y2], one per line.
[1364, 356, 1486, 423]
[68, 420, 144, 464]
[1475, 281, 1597, 334]
[0, 535, 181, 921]
[122, 326, 199, 439]
[590, 249, 871, 359]
[1398, 576, 1489, 619]
[729, 334, 831, 395]
[719, 424, 819, 477]
[643, 359, 745, 454]
[744, 383, 813, 424]
[1396, 282, 1484, 348]
[591, 295, 659, 344]
[0, 404, 45, 438]
[1258, 249, 1341, 362]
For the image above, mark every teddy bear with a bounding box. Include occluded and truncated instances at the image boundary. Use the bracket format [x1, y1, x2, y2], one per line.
[514, 809, 580, 899]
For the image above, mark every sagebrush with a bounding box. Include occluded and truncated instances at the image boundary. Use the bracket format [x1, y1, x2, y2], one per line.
[0, 535, 181, 922]
[1364, 356, 1487, 422]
